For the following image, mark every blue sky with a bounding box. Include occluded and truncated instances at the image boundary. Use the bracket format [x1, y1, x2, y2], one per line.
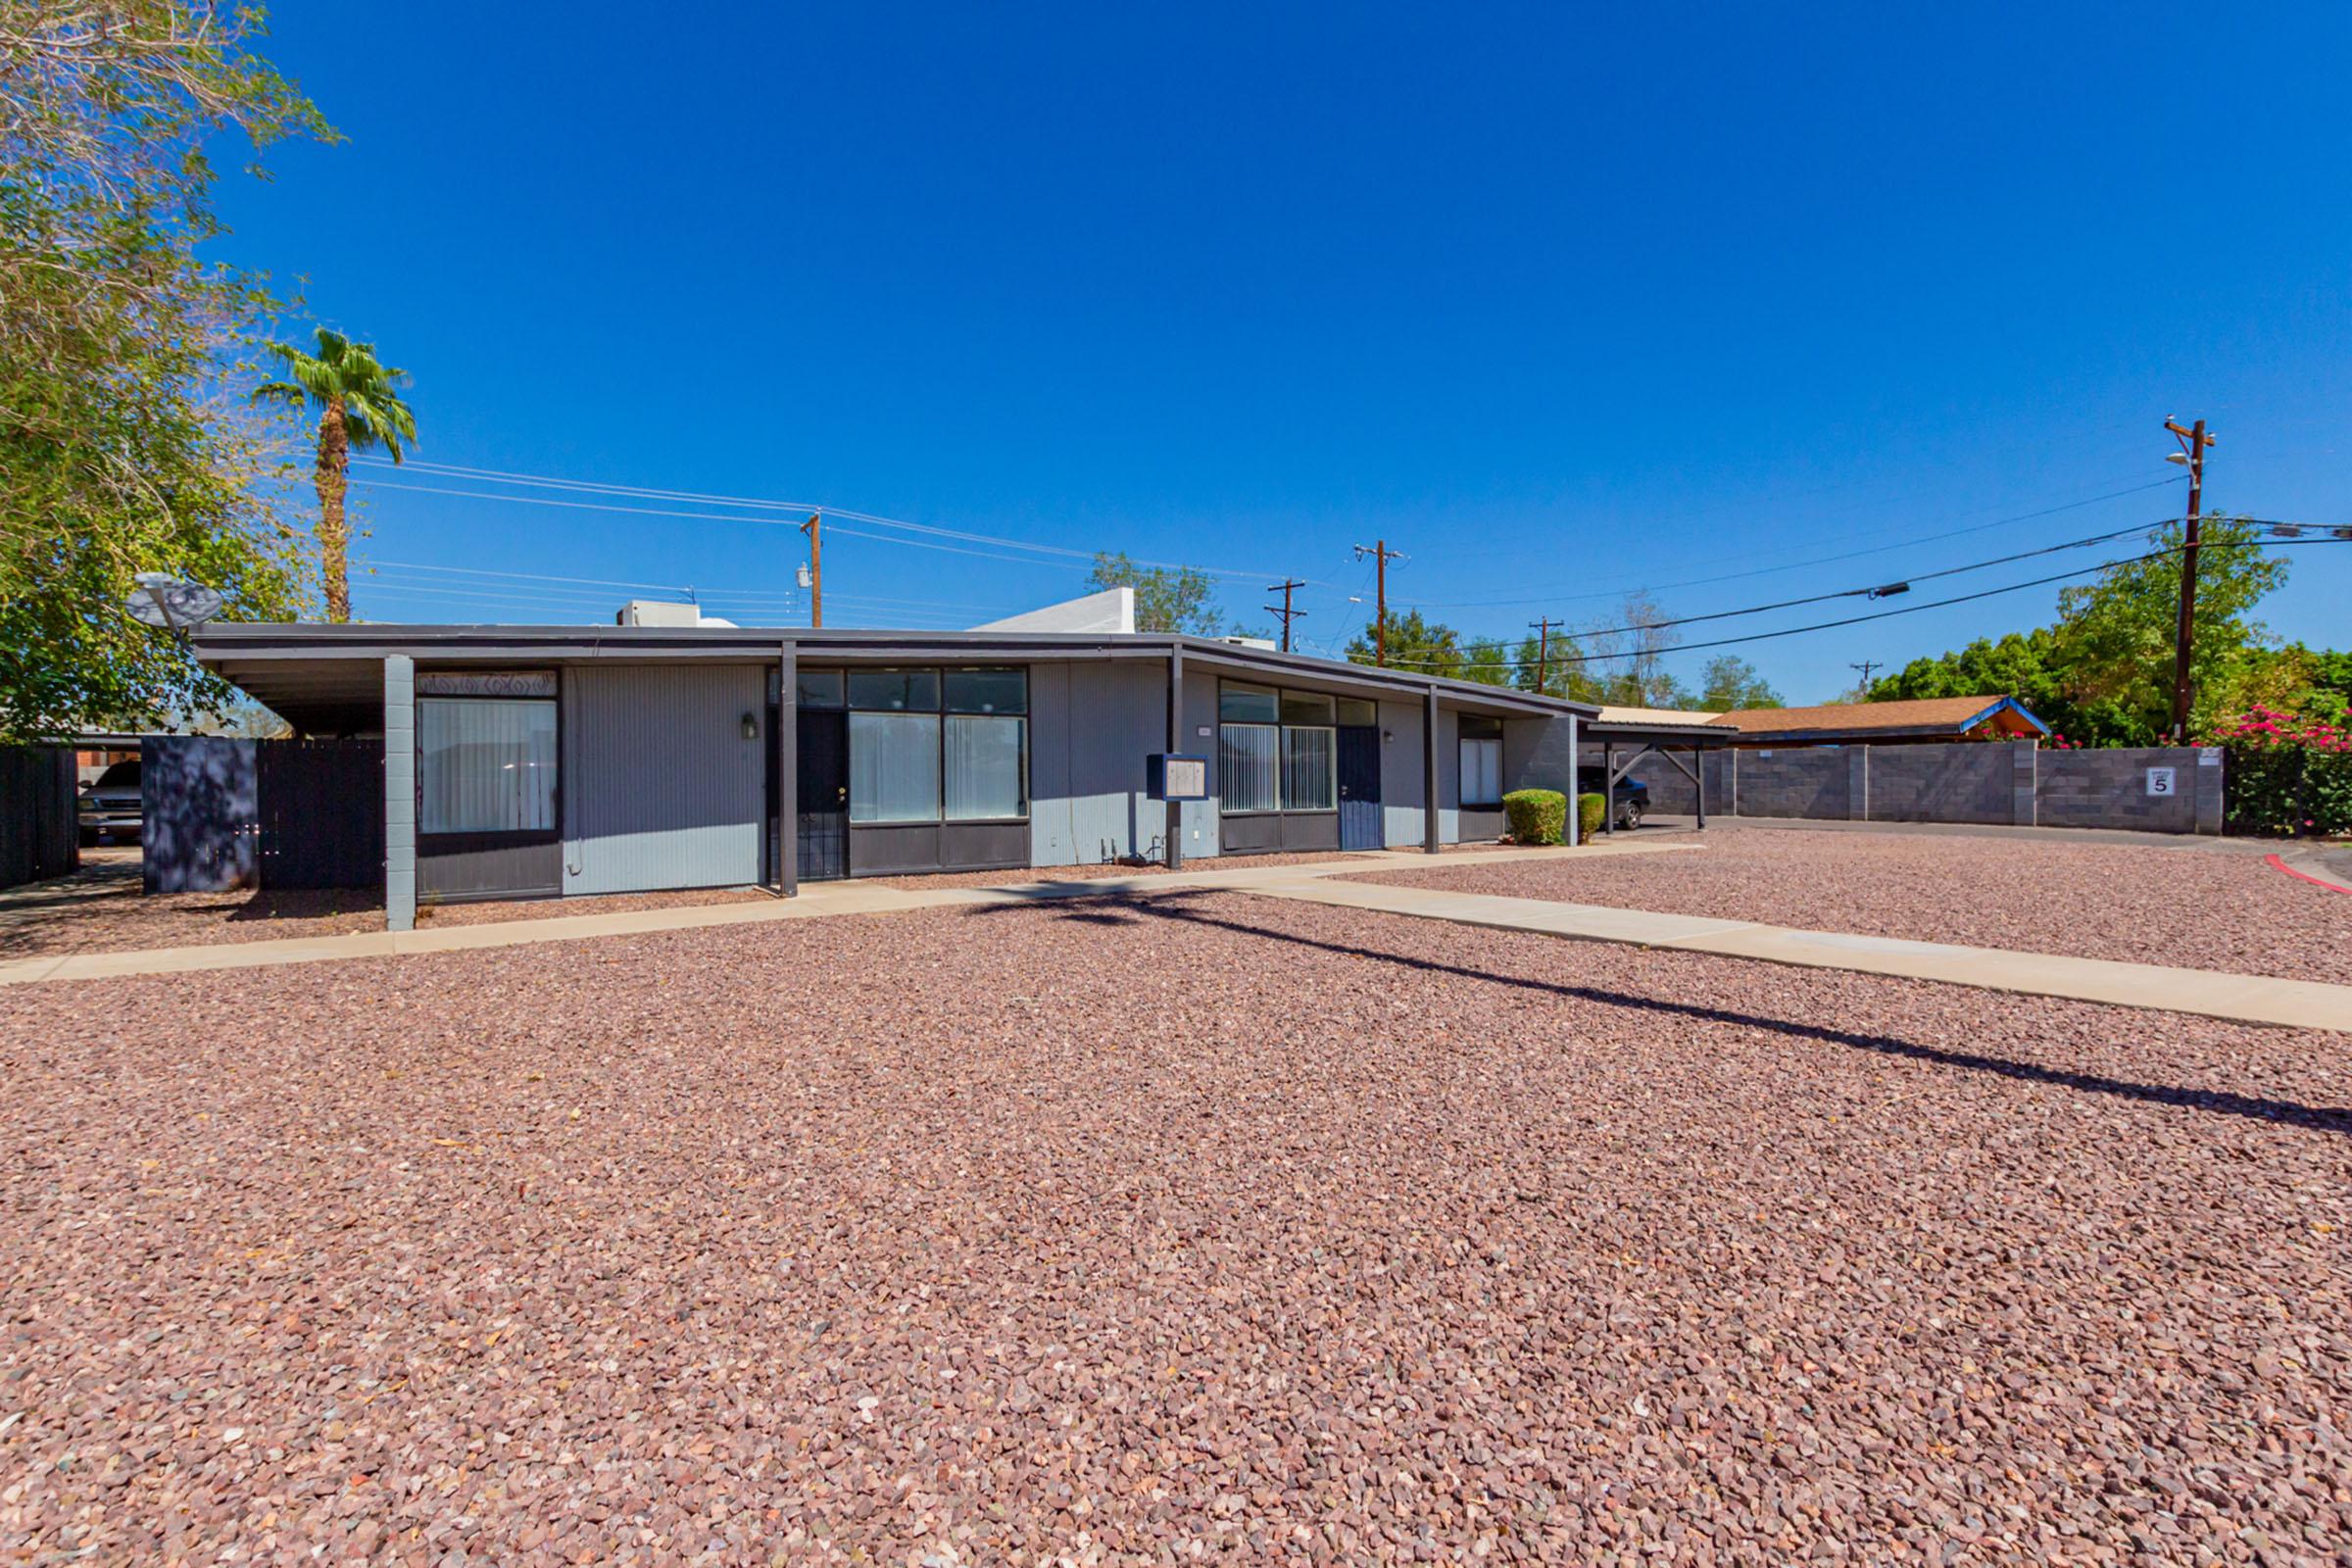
[214, 2, 2352, 703]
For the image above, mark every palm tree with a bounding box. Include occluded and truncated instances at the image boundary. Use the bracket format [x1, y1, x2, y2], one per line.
[254, 328, 417, 621]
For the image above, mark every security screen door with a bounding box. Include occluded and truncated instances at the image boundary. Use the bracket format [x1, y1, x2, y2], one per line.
[796, 709, 849, 881]
[1337, 725, 1383, 850]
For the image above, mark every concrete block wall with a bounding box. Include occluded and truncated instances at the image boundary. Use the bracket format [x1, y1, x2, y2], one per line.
[1865, 741, 2017, 825]
[1731, 748, 1851, 819]
[1620, 750, 1731, 814]
[1615, 736, 2223, 835]
[2036, 746, 2217, 833]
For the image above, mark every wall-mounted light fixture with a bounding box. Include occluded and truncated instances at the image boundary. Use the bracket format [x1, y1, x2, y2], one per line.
[741, 712, 760, 740]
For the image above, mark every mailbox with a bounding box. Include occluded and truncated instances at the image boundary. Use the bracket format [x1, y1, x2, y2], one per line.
[1147, 754, 1208, 801]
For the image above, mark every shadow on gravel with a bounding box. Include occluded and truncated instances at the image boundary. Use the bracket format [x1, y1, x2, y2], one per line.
[968, 890, 2352, 1138]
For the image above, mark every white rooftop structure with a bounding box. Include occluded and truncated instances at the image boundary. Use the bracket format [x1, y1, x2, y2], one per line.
[970, 586, 1135, 635]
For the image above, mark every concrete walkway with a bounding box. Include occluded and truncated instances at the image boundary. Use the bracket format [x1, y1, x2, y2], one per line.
[5, 836, 2347, 1031]
[0, 843, 1683, 987]
[1245, 876, 2352, 1032]
[1644, 813, 2273, 854]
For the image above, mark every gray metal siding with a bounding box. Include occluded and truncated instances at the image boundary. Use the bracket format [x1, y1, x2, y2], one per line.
[1379, 699, 1425, 849]
[384, 656, 415, 928]
[564, 664, 766, 895]
[1178, 666, 1221, 858]
[1028, 661, 1163, 867]
[1436, 707, 1462, 843]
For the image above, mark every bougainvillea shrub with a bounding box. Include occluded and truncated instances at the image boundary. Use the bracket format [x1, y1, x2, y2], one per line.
[2205, 705, 2352, 837]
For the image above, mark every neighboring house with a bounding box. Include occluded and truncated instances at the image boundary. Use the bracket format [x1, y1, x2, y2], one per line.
[1706, 695, 2048, 747]
[191, 594, 1595, 931]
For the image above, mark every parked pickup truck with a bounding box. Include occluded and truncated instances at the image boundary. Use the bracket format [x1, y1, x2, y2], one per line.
[78, 759, 143, 845]
[1576, 767, 1649, 830]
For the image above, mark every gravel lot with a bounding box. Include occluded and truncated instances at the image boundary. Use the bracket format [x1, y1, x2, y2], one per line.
[0, 855, 768, 959]
[1353, 825, 2352, 984]
[5, 892, 2348, 1564]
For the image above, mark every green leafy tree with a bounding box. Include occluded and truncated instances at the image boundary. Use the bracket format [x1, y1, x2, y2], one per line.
[1084, 552, 1224, 634]
[1346, 609, 1465, 676]
[1461, 639, 1512, 687]
[1511, 632, 1604, 703]
[1, 2, 330, 740]
[255, 328, 418, 622]
[2050, 514, 2284, 740]
[1870, 515, 2296, 746]
[1698, 654, 1782, 711]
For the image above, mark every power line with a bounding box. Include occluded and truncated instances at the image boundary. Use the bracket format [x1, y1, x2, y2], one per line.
[363, 559, 696, 594]
[351, 457, 1330, 585]
[1529, 520, 2166, 641]
[1415, 477, 2186, 610]
[1381, 535, 2349, 670]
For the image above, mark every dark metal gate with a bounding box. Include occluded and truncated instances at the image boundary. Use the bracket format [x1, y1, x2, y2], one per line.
[1338, 725, 1383, 850]
[258, 739, 385, 889]
[796, 710, 849, 880]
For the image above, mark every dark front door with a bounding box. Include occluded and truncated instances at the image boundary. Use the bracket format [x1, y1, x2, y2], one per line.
[797, 710, 849, 881]
[1338, 725, 1383, 850]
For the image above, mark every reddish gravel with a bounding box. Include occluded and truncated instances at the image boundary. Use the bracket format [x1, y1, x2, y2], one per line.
[868, 848, 1404, 890]
[0, 857, 767, 959]
[1352, 825, 2352, 984]
[4, 894, 2349, 1564]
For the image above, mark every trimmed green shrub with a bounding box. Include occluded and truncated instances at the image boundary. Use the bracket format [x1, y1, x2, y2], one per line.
[1577, 791, 1606, 840]
[1502, 788, 1566, 845]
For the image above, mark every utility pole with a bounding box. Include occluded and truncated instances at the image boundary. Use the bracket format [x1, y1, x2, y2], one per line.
[1848, 660, 1882, 691]
[2165, 416, 2215, 741]
[1264, 579, 1306, 653]
[1353, 540, 1404, 665]
[801, 512, 822, 629]
[1529, 615, 1560, 696]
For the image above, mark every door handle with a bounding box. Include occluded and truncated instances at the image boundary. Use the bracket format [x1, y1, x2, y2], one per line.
[836, 785, 847, 802]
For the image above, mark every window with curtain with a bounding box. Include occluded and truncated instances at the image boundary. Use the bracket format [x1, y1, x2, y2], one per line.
[1219, 723, 1280, 812]
[1281, 725, 1336, 809]
[944, 715, 1025, 819]
[1460, 736, 1503, 807]
[850, 712, 941, 823]
[418, 698, 558, 834]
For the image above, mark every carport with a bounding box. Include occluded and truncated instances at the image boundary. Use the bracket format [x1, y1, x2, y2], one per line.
[1582, 714, 1737, 833]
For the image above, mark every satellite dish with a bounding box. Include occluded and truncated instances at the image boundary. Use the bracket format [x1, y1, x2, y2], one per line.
[127, 573, 226, 632]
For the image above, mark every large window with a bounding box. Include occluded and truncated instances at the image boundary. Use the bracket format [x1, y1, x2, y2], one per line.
[842, 666, 1027, 824]
[418, 694, 558, 834]
[850, 712, 941, 823]
[1459, 715, 1503, 808]
[1220, 681, 1339, 812]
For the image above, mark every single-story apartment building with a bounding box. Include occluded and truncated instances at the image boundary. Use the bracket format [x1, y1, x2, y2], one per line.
[191, 615, 1596, 930]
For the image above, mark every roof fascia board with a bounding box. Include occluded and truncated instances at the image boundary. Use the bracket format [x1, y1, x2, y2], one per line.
[190, 624, 1596, 718]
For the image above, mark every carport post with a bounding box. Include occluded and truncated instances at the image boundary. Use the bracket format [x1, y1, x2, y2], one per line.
[776, 642, 797, 897]
[1600, 741, 1614, 836]
[384, 655, 416, 932]
[1164, 644, 1183, 870]
[1693, 746, 1706, 830]
[1423, 687, 1441, 854]
[1565, 714, 1580, 846]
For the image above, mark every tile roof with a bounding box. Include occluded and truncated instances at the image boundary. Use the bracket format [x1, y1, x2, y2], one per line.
[1708, 695, 2043, 737]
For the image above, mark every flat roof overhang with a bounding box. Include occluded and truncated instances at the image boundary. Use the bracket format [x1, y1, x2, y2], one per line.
[194, 623, 1599, 735]
[1581, 718, 1738, 749]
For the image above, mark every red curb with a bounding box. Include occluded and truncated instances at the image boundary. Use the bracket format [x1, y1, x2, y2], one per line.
[2266, 852, 2352, 896]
